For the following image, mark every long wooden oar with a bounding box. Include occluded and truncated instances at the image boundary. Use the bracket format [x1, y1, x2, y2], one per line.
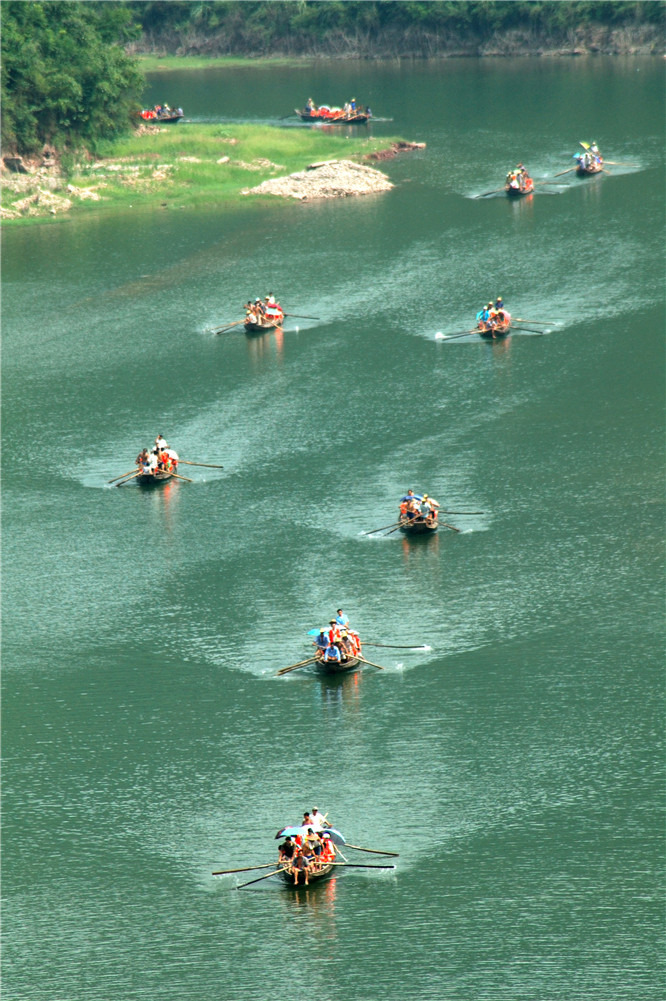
[327, 861, 396, 869]
[117, 471, 141, 487]
[108, 468, 138, 484]
[214, 320, 244, 335]
[345, 843, 400, 857]
[442, 510, 485, 515]
[513, 317, 557, 325]
[357, 654, 386, 670]
[363, 642, 428, 650]
[476, 186, 505, 198]
[236, 866, 287, 889]
[511, 325, 546, 335]
[179, 461, 224, 469]
[363, 520, 402, 535]
[213, 862, 278, 876]
[440, 328, 481, 341]
[441, 521, 461, 533]
[554, 167, 576, 177]
[277, 656, 318, 676]
[169, 470, 193, 482]
[603, 160, 639, 167]
[283, 313, 321, 320]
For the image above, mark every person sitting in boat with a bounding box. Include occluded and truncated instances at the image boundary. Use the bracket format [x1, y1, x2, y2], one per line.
[136, 447, 149, 467]
[495, 296, 504, 310]
[420, 494, 440, 521]
[590, 142, 602, 163]
[324, 642, 342, 664]
[349, 630, 362, 656]
[314, 628, 328, 652]
[304, 828, 323, 867]
[291, 849, 310, 885]
[506, 170, 520, 191]
[328, 620, 342, 644]
[350, 98, 357, 111]
[306, 97, 315, 111]
[339, 631, 353, 657]
[165, 448, 179, 468]
[278, 836, 296, 863]
[477, 303, 491, 325]
[320, 833, 336, 861]
[144, 451, 158, 474]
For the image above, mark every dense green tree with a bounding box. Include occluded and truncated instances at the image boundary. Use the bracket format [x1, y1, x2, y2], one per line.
[2, 2, 143, 155]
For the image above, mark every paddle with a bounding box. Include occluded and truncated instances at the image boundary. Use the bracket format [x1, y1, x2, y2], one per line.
[108, 468, 138, 484]
[513, 317, 558, 325]
[168, 470, 193, 482]
[345, 844, 400, 857]
[236, 866, 287, 889]
[214, 320, 244, 335]
[283, 313, 321, 320]
[179, 461, 224, 469]
[603, 160, 639, 167]
[441, 521, 461, 533]
[510, 325, 546, 335]
[363, 520, 402, 535]
[326, 862, 396, 869]
[363, 643, 428, 650]
[213, 862, 279, 876]
[476, 186, 506, 198]
[357, 654, 386, 670]
[553, 167, 576, 177]
[117, 471, 141, 486]
[277, 656, 318, 676]
[441, 510, 485, 515]
[439, 328, 481, 341]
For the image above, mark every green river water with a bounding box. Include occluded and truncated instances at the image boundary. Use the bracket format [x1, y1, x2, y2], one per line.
[3, 57, 664, 1000]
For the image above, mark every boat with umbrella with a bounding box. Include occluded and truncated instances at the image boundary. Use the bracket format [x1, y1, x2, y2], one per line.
[212, 822, 398, 890]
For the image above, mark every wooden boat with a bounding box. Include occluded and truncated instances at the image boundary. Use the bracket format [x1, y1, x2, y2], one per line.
[399, 514, 438, 535]
[295, 107, 371, 125]
[244, 317, 283, 334]
[138, 108, 183, 124]
[136, 469, 173, 486]
[278, 859, 335, 888]
[315, 650, 360, 674]
[576, 159, 603, 176]
[478, 320, 511, 339]
[505, 180, 534, 196]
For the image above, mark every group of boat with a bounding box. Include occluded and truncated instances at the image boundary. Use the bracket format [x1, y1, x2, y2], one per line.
[138, 104, 184, 123]
[505, 164, 534, 196]
[295, 97, 372, 124]
[573, 142, 604, 175]
[135, 436, 180, 485]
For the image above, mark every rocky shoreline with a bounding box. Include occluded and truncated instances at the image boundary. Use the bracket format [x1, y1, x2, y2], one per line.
[245, 142, 425, 202]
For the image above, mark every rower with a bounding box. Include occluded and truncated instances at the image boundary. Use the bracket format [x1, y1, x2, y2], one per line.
[136, 447, 149, 467]
[278, 836, 296, 863]
[324, 642, 342, 663]
[495, 296, 504, 310]
[310, 807, 326, 830]
[314, 628, 328, 651]
[320, 832, 336, 861]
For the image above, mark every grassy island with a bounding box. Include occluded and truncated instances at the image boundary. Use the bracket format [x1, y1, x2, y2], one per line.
[1, 123, 404, 224]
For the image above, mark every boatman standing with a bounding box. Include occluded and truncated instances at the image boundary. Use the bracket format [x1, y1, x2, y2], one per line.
[335, 609, 349, 629]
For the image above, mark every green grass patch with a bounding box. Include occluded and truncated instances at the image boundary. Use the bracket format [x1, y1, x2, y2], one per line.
[2, 124, 403, 223]
[137, 54, 316, 73]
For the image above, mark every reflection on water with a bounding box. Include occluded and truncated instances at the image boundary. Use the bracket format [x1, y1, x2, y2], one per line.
[316, 670, 363, 717]
[245, 327, 285, 365]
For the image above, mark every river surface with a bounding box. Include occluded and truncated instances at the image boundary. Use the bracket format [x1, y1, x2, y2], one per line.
[3, 58, 664, 1000]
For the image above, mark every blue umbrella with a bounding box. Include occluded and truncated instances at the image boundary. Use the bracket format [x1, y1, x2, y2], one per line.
[400, 493, 423, 502]
[275, 825, 346, 845]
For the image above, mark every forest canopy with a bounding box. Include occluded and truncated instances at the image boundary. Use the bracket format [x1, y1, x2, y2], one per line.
[2, 1, 143, 155]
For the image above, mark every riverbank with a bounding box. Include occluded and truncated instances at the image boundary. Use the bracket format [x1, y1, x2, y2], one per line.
[0, 124, 407, 224]
[132, 23, 664, 64]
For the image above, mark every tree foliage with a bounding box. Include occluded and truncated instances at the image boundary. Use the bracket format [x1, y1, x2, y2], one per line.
[2, 2, 143, 155]
[128, 0, 665, 53]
